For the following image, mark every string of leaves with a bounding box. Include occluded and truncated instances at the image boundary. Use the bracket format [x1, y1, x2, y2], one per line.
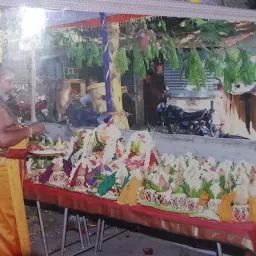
[66, 37, 103, 69]
[116, 47, 130, 75]
[205, 49, 223, 78]
[205, 48, 256, 92]
[238, 49, 256, 85]
[180, 50, 207, 90]
[161, 35, 179, 70]
[133, 43, 147, 79]
[42, 18, 255, 92]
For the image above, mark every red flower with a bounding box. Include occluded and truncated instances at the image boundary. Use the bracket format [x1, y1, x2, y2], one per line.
[129, 152, 136, 158]
[90, 160, 97, 166]
[149, 152, 157, 166]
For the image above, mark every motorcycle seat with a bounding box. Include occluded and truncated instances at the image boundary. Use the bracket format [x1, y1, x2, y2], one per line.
[182, 110, 207, 120]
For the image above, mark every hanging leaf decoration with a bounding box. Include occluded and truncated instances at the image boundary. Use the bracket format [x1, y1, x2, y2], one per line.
[161, 35, 179, 70]
[116, 47, 130, 75]
[205, 48, 256, 92]
[42, 17, 254, 92]
[187, 50, 207, 90]
[151, 44, 160, 59]
[238, 49, 256, 85]
[205, 49, 223, 78]
[66, 38, 103, 69]
[145, 45, 153, 61]
[196, 20, 237, 45]
[133, 43, 147, 79]
[223, 49, 240, 92]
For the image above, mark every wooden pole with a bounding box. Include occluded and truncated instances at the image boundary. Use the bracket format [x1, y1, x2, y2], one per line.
[100, 12, 129, 129]
[107, 22, 129, 129]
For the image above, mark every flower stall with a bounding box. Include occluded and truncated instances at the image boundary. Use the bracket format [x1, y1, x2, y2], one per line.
[24, 123, 256, 255]
[26, 123, 256, 223]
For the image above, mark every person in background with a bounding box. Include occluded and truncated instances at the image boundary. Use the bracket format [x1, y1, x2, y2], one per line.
[0, 66, 46, 255]
[122, 86, 135, 127]
[80, 77, 96, 110]
[81, 76, 110, 125]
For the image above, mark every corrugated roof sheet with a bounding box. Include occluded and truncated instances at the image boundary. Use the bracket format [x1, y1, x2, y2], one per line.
[164, 61, 218, 98]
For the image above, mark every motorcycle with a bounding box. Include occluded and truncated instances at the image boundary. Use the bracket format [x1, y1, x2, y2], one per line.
[156, 99, 215, 135]
[6, 94, 49, 122]
[156, 95, 248, 139]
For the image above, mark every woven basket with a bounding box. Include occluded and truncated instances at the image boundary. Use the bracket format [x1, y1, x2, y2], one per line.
[208, 199, 222, 213]
[71, 175, 87, 193]
[137, 188, 156, 203]
[26, 168, 45, 183]
[186, 198, 201, 213]
[232, 205, 249, 222]
[155, 193, 187, 211]
[170, 194, 187, 211]
[49, 171, 69, 188]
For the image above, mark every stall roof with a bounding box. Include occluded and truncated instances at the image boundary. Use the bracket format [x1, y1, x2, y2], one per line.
[46, 10, 147, 28]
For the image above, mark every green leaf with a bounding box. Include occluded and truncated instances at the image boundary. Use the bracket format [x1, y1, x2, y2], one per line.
[219, 175, 226, 189]
[169, 167, 175, 175]
[174, 187, 185, 194]
[196, 188, 203, 198]
[181, 182, 190, 197]
[191, 189, 198, 198]
[208, 189, 215, 199]
[217, 192, 223, 200]
[150, 183, 162, 192]
[161, 20, 167, 31]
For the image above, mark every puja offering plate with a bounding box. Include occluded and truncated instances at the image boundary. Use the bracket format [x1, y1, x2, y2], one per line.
[30, 150, 65, 157]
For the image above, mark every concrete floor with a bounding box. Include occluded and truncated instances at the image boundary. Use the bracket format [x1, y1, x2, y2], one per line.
[27, 206, 239, 256]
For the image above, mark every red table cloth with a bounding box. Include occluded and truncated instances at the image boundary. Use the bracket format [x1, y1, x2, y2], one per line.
[23, 180, 256, 254]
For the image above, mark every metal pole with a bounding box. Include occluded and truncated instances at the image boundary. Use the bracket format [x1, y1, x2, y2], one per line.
[31, 47, 37, 122]
[94, 219, 101, 254]
[100, 12, 113, 112]
[82, 217, 91, 245]
[99, 219, 105, 251]
[76, 215, 85, 248]
[36, 201, 49, 256]
[61, 208, 69, 256]
[217, 242, 223, 256]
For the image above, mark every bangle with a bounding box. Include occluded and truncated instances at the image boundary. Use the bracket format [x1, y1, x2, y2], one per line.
[24, 126, 32, 138]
